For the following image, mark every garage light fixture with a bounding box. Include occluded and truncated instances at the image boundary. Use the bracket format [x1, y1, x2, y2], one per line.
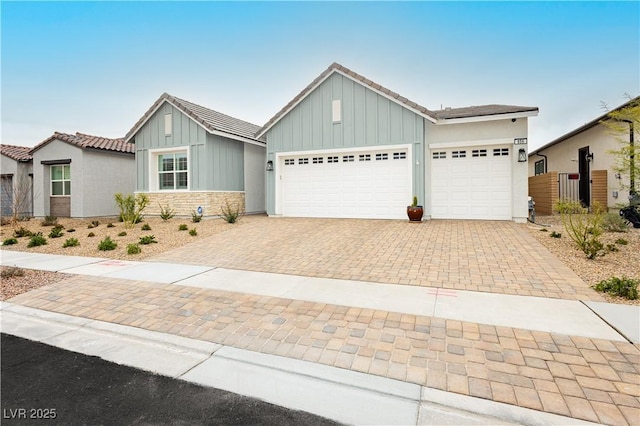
[266, 160, 274, 171]
[518, 148, 527, 162]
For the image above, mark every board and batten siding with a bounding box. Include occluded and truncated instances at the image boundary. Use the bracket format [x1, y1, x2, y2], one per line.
[205, 134, 244, 191]
[265, 72, 426, 215]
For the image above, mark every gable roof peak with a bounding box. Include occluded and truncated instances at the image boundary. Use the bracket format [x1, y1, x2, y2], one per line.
[30, 131, 133, 155]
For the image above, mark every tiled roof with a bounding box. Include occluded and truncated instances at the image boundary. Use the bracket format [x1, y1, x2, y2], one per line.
[30, 132, 133, 155]
[125, 93, 264, 143]
[0, 144, 32, 162]
[255, 62, 539, 138]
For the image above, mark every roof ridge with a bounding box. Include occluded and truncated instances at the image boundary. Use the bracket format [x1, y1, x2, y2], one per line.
[170, 95, 262, 129]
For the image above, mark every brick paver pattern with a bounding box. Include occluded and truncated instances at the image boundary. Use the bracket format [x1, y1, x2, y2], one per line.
[150, 217, 602, 301]
[9, 275, 638, 425]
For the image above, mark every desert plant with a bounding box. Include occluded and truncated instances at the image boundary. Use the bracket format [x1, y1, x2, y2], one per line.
[178, 224, 188, 231]
[550, 231, 561, 238]
[159, 203, 176, 221]
[220, 198, 243, 224]
[411, 196, 418, 207]
[91, 220, 100, 227]
[592, 276, 639, 300]
[115, 192, 150, 228]
[554, 199, 585, 214]
[87, 223, 95, 229]
[127, 243, 142, 255]
[67, 228, 76, 233]
[191, 210, 203, 223]
[138, 235, 157, 245]
[1, 267, 25, 278]
[602, 212, 628, 232]
[13, 227, 32, 238]
[107, 223, 115, 228]
[41, 215, 58, 226]
[539, 228, 548, 232]
[615, 238, 629, 245]
[189, 228, 197, 236]
[117, 231, 127, 237]
[141, 223, 152, 231]
[606, 244, 619, 252]
[48, 225, 64, 238]
[561, 208, 605, 259]
[3, 237, 18, 245]
[98, 236, 117, 251]
[87, 232, 96, 237]
[62, 238, 80, 248]
[27, 233, 47, 247]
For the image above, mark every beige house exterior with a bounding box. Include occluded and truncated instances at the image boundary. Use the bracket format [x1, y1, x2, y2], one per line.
[528, 97, 638, 213]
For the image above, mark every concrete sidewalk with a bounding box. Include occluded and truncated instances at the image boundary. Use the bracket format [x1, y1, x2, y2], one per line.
[1, 250, 639, 425]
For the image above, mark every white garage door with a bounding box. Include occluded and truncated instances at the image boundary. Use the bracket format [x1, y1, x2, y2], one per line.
[431, 146, 512, 220]
[280, 148, 411, 219]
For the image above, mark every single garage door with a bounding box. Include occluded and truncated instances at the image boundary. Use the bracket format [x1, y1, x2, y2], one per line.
[431, 146, 512, 220]
[280, 148, 411, 219]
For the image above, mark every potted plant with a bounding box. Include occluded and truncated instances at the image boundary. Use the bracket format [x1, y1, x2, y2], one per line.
[407, 196, 423, 222]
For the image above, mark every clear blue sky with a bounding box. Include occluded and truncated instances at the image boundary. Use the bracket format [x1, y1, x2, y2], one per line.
[1, 1, 638, 150]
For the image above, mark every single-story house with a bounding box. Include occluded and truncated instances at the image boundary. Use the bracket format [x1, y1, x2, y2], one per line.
[1, 144, 33, 217]
[124, 93, 266, 216]
[30, 132, 135, 218]
[528, 96, 638, 213]
[256, 62, 538, 222]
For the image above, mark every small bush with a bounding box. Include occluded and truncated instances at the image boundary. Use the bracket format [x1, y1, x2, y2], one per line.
[62, 238, 80, 248]
[561, 208, 605, 259]
[67, 228, 76, 233]
[159, 203, 175, 221]
[550, 231, 561, 238]
[592, 277, 639, 300]
[554, 199, 585, 214]
[189, 228, 197, 236]
[220, 198, 243, 224]
[27, 233, 47, 247]
[141, 223, 152, 231]
[87, 232, 96, 237]
[41, 215, 58, 226]
[138, 235, 157, 245]
[191, 210, 203, 223]
[118, 231, 127, 237]
[615, 238, 629, 245]
[115, 193, 149, 228]
[87, 223, 95, 229]
[127, 243, 141, 255]
[48, 225, 64, 238]
[1, 267, 25, 278]
[107, 223, 115, 228]
[13, 227, 32, 238]
[3, 237, 18, 245]
[539, 228, 548, 232]
[91, 220, 100, 227]
[178, 224, 188, 231]
[602, 212, 629, 233]
[98, 236, 117, 251]
[606, 244, 619, 252]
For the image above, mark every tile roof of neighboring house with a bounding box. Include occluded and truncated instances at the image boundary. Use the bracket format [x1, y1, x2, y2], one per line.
[124, 93, 264, 143]
[255, 62, 539, 138]
[30, 132, 133, 155]
[530, 96, 640, 156]
[0, 144, 33, 162]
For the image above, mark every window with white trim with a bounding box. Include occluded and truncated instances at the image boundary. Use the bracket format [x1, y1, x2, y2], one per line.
[343, 155, 354, 162]
[472, 149, 487, 157]
[359, 154, 371, 162]
[393, 152, 406, 160]
[298, 158, 309, 165]
[51, 165, 70, 196]
[375, 153, 389, 161]
[327, 156, 339, 163]
[312, 157, 323, 164]
[432, 152, 446, 159]
[452, 150, 466, 158]
[493, 148, 509, 156]
[158, 152, 188, 190]
[284, 159, 295, 166]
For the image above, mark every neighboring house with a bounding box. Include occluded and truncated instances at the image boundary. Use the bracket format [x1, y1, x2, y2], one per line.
[30, 132, 135, 218]
[528, 96, 638, 214]
[256, 62, 538, 222]
[1, 144, 33, 217]
[124, 93, 266, 216]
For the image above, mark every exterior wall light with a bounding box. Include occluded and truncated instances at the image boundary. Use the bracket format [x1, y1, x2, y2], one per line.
[518, 148, 527, 162]
[266, 160, 273, 171]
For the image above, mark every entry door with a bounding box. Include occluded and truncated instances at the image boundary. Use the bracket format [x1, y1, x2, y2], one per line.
[578, 146, 590, 207]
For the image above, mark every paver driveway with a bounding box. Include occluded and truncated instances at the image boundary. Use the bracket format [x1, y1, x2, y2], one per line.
[151, 217, 601, 301]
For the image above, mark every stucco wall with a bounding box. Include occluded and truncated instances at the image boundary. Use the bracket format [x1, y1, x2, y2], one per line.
[82, 150, 135, 217]
[1, 155, 33, 216]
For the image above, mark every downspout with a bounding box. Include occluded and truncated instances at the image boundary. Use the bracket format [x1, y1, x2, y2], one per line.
[536, 152, 548, 173]
[623, 119, 636, 199]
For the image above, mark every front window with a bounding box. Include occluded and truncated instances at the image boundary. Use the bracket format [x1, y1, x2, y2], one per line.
[158, 152, 188, 190]
[51, 165, 70, 196]
[535, 159, 545, 175]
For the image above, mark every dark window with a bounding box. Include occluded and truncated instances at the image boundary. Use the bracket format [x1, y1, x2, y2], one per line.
[534, 160, 545, 175]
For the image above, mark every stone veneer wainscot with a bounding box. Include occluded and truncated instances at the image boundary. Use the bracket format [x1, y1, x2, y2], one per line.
[141, 191, 245, 217]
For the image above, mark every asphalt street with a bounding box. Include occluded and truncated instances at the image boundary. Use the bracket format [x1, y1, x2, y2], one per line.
[1, 333, 340, 425]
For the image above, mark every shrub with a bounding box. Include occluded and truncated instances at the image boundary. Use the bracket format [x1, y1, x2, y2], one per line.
[40, 215, 58, 226]
[141, 223, 152, 231]
[107, 223, 115, 228]
[127, 243, 141, 255]
[191, 210, 203, 223]
[27, 233, 47, 247]
[87, 232, 96, 237]
[561, 208, 605, 259]
[48, 225, 64, 238]
[118, 231, 127, 237]
[91, 220, 100, 227]
[3, 237, 18, 245]
[178, 224, 188, 231]
[602, 212, 628, 233]
[13, 227, 32, 238]
[115, 193, 149, 228]
[87, 223, 95, 229]
[550, 231, 561, 238]
[189, 228, 197, 236]
[159, 203, 175, 221]
[220, 198, 243, 224]
[1, 267, 25, 278]
[138, 235, 157, 245]
[554, 199, 585, 214]
[606, 244, 619, 252]
[67, 228, 76, 233]
[98, 236, 117, 251]
[62, 238, 80, 248]
[615, 238, 628, 245]
[592, 277, 639, 300]
[539, 228, 548, 232]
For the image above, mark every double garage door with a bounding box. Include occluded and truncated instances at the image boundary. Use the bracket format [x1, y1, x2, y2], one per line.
[280, 148, 411, 219]
[278, 145, 512, 220]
